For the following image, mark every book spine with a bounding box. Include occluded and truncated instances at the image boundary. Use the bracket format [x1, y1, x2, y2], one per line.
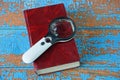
[23, 10, 32, 46]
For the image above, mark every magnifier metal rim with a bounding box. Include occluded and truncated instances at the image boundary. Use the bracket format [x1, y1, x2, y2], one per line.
[47, 17, 76, 44]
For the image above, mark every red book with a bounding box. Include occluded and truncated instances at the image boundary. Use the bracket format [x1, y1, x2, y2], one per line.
[24, 3, 80, 75]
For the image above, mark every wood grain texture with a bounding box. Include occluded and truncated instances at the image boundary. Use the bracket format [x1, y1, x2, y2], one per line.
[0, 0, 120, 80]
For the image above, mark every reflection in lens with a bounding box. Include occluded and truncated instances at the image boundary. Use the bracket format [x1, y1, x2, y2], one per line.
[50, 19, 73, 38]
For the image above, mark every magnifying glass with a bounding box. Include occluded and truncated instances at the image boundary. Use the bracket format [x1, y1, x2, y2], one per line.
[22, 17, 76, 63]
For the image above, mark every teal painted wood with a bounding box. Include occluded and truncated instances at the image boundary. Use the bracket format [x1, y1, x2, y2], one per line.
[0, 29, 29, 54]
[0, 68, 120, 80]
[0, 29, 120, 80]
[0, 28, 120, 68]
[0, 0, 120, 80]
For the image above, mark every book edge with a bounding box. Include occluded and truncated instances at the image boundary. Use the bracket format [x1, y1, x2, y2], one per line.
[23, 3, 64, 11]
[36, 61, 80, 75]
[23, 10, 33, 46]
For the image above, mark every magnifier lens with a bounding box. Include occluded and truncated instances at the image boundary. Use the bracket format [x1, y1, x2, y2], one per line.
[50, 19, 74, 38]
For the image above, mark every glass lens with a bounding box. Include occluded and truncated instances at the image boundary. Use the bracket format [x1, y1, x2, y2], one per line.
[50, 19, 74, 38]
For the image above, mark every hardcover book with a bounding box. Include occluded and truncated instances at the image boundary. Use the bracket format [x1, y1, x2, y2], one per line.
[24, 3, 80, 75]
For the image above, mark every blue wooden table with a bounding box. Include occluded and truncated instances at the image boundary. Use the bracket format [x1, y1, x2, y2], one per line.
[0, 0, 120, 80]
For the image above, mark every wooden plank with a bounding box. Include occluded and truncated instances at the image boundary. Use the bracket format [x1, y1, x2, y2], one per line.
[0, 68, 120, 80]
[0, 29, 120, 69]
[0, 0, 120, 28]
[0, 29, 29, 54]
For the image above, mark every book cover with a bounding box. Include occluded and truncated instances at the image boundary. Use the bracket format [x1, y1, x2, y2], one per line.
[24, 3, 80, 75]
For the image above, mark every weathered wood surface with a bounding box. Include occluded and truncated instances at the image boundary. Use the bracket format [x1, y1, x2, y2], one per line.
[0, 0, 120, 80]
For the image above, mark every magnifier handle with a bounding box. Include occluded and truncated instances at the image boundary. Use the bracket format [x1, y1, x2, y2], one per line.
[22, 37, 52, 63]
